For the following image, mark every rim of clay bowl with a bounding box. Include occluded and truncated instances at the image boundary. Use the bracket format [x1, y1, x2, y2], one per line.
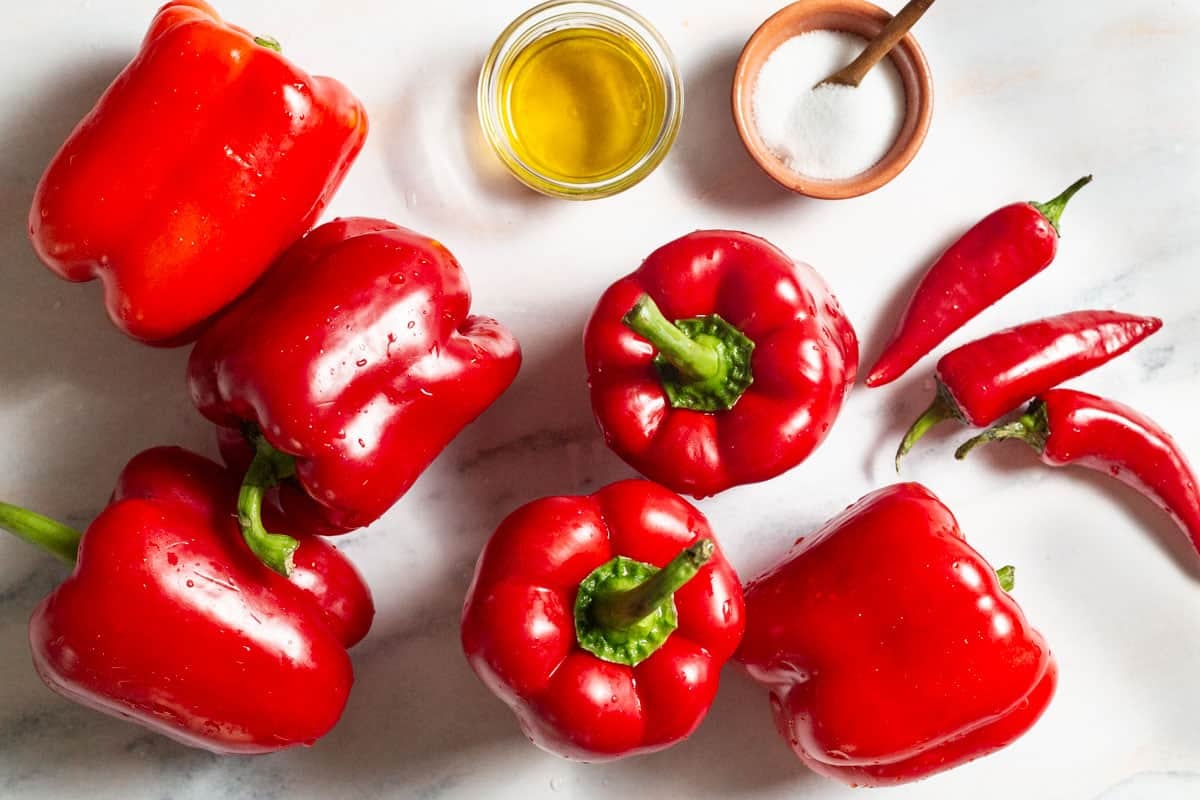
[732, 0, 934, 199]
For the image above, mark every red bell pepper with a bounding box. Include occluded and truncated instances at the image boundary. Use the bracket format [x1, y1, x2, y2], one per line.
[896, 310, 1162, 467]
[29, 0, 367, 345]
[738, 483, 1056, 787]
[461, 480, 745, 761]
[584, 230, 858, 497]
[867, 176, 1093, 387]
[0, 447, 374, 753]
[188, 217, 521, 572]
[958, 389, 1200, 558]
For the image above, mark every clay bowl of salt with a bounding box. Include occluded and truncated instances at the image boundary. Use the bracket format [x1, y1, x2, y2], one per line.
[733, 0, 933, 199]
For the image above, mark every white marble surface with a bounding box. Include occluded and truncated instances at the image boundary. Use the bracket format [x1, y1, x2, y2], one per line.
[1, 0, 1198, 797]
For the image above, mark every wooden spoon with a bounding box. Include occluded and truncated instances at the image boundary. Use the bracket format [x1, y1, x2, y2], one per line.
[818, 0, 935, 88]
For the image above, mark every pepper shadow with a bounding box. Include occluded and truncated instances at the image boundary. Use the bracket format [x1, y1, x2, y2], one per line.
[294, 313, 634, 787]
[0, 313, 621, 794]
[667, 43, 798, 212]
[292, 610, 536, 797]
[0, 52, 211, 516]
[858, 226, 980, 478]
[0, 51, 222, 795]
[446, 312, 634, 508]
[859, 368, 945, 481]
[352, 303, 632, 642]
[610, 668, 823, 795]
[382, 53, 553, 235]
[959, 440, 1200, 584]
[0, 559, 86, 758]
[356, 305, 632, 646]
[858, 225, 967, 375]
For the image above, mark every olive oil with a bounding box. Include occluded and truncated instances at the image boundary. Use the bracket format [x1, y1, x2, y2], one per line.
[500, 27, 666, 184]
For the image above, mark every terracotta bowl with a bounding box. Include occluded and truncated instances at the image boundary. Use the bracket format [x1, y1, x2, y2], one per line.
[732, 0, 934, 199]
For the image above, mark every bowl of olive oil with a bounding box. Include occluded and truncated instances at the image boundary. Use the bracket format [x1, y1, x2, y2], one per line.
[479, 0, 683, 199]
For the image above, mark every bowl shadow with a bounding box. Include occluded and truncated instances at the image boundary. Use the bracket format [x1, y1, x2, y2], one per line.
[382, 53, 551, 235]
[667, 44, 798, 212]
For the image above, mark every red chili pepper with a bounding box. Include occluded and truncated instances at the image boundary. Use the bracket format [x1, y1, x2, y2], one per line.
[866, 176, 1093, 388]
[188, 217, 521, 572]
[896, 310, 1162, 467]
[737, 483, 1056, 787]
[29, 0, 367, 345]
[461, 480, 745, 761]
[0, 447, 374, 753]
[584, 230, 858, 498]
[958, 389, 1200, 557]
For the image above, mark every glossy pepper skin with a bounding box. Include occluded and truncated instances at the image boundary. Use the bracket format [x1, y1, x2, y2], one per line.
[29, 0, 367, 345]
[959, 389, 1200, 558]
[188, 217, 521, 560]
[585, 230, 858, 498]
[867, 176, 1093, 387]
[896, 310, 1162, 467]
[738, 483, 1056, 787]
[461, 480, 745, 761]
[0, 447, 374, 754]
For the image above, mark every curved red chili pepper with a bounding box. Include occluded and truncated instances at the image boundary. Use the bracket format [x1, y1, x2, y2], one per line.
[958, 389, 1200, 557]
[584, 230, 858, 498]
[461, 480, 745, 761]
[896, 310, 1162, 467]
[867, 176, 1093, 388]
[0, 447, 374, 753]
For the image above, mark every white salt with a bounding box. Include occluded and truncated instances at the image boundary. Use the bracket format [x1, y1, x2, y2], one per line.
[752, 30, 906, 180]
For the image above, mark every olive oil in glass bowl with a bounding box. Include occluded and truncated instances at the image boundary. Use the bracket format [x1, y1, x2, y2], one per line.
[479, 0, 683, 199]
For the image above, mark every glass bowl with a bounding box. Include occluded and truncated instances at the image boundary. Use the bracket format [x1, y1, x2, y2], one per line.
[478, 0, 684, 199]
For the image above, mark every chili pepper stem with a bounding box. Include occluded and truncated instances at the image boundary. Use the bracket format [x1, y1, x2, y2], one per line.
[237, 435, 300, 577]
[955, 422, 1031, 460]
[955, 402, 1049, 461]
[896, 391, 960, 472]
[1031, 175, 1093, 235]
[623, 295, 721, 382]
[0, 502, 81, 565]
[590, 539, 714, 631]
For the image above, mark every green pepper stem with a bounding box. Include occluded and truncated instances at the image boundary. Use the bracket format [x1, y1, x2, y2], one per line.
[0, 502, 81, 565]
[623, 295, 721, 382]
[1031, 175, 1092, 235]
[996, 565, 1016, 592]
[896, 391, 959, 472]
[237, 435, 300, 577]
[955, 402, 1049, 461]
[954, 422, 1031, 460]
[589, 539, 714, 631]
